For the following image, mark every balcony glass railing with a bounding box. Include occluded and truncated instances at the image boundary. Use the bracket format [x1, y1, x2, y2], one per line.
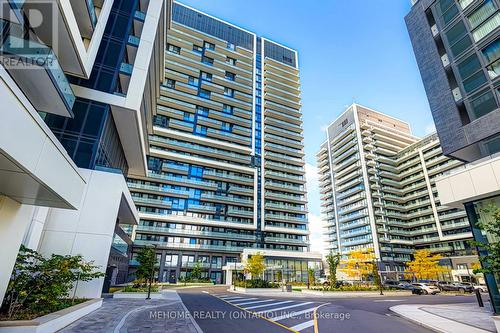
[134, 240, 252, 252]
[203, 170, 253, 183]
[147, 172, 218, 189]
[0, 35, 76, 111]
[136, 225, 256, 240]
[201, 193, 253, 205]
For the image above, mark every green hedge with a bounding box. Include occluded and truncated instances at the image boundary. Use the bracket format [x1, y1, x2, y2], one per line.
[235, 279, 279, 288]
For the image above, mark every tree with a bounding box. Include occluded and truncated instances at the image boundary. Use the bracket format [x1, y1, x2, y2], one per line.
[340, 249, 376, 281]
[406, 249, 449, 280]
[470, 205, 500, 277]
[135, 247, 157, 284]
[244, 252, 266, 279]
[307, 268, 315, 288]
[325, 251, 340, 286]
[191, 261, 202, 281]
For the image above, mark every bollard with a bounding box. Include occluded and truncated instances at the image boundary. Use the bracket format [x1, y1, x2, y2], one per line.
[475, 288, 484, 308]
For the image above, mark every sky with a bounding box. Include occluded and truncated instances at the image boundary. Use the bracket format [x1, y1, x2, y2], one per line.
[177, 0, 437, 253]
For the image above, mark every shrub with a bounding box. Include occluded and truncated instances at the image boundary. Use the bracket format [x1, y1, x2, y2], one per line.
[0, 246, 103, 320]
[122, 285, 159, 293]
[235, 279, 279, 288]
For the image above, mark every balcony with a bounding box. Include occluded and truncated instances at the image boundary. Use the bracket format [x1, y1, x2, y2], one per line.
[265, 191, 307, 204]
[265, 142, 304, 157]
[187, 204, 217, 214]
[201, 193, 253, 207]
[0, 35, 75, 117]
[264, 237, 308, 245]
[264, 116, 303, 133]
[203, 170, 253, 185]
[265, 202, 306, 213]
[147, 172, 218, 190]
[265, 213, 307, 224]
[132, 196, 172, 208]
[265, 182, 305, 195]
[128, 182, 190, 198]
[207, 128, 251, 146]
[265, 133, 303, 150]
[134, 240, 251, 253]
[136, 225, 256, 241]
[227, 207, 254, 218]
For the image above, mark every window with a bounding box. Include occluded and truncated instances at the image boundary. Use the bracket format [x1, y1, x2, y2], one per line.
[195, 125, 207, 135]
[202, 56, 214, 65]
[434, 0, 459, 27]
[457, 54, 482, 81]
[227, 42, 235, 50]
[222, 104, 233, 114]
[167, 44, 180, 54]
[197, 106, 209, 116]
[283, 56, 293, 65]
[483, 39, 500, 78]
[166, 79, 175, 89]
[226, 57, 236, 66]
[221, 122, 230, 131]
[201, 72, 212, 81]
[188, 76, 199, 86]
[199, 88, 211, 99]
[193, 45, 203, 54]
[225, 71, 235, 81]
[468, 89, 498, 119]
[468, 0, 496, 30]
[204, 41, 215, 50]
[224, 87, 234, 97]
[472, 12, 500, 42]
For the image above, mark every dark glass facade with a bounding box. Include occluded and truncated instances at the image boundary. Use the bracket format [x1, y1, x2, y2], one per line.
[43, 0, 141, 175]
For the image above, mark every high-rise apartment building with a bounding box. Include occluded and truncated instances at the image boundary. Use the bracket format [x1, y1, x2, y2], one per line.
[317, 104, 476, 275]
[0, 0, 169, 303]
[127, 2, 320, 284]
[407, 0, 500, 313]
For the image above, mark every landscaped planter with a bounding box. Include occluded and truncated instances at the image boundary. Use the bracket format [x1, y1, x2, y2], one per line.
[113, 290, 163, 299]
[0, 299, 102, 333]
[493, 315, 500, 333]
[301, 289, 412, 297]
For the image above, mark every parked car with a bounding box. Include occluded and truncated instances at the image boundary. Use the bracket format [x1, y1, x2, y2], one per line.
[411, 283, 441, 295]
[397, 282, 414, 290]
[383, 280, 401, 289]
[461, 282, 488, 293]
[438, 282, 474, 293]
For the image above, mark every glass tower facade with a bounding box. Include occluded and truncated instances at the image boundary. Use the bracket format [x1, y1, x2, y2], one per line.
[128, 3, 309, 284]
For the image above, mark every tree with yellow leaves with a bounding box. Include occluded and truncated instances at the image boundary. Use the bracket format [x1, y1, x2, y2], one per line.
[406, 249, 450, 280]
[244, 252, 266, 279]
[340, 248, 376, 281]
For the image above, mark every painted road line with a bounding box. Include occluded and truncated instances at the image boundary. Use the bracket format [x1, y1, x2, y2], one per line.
[270, 306, 317, 322]
[219, 296, 248, 300]
[226, 297, 258, 303]
[234, 299, 276, 306]
[245, 300, 293, 310]
[257, 302, 314, 314]
[290, 320, 314, 332]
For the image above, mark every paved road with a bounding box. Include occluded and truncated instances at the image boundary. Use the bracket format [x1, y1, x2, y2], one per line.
[178, 286, 486, 333]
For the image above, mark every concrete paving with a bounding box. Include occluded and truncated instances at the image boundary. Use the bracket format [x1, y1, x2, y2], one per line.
[390, 302, 496, 333]
[59, 291, 201, 333]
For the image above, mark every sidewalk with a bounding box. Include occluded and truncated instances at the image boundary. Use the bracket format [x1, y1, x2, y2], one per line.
[390, 302, 497, 333]
[59, 291, 202, 333]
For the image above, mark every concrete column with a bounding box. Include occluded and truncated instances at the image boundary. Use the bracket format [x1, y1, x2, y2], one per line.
[22, 206, 50, 250]
[0, 196, 36, 304]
